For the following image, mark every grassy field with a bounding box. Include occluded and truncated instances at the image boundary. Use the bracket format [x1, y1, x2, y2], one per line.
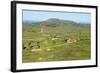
[22, 19, 91, 63]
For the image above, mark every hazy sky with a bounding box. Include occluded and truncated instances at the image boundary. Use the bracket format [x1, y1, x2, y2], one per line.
[23, 10, 91, 23]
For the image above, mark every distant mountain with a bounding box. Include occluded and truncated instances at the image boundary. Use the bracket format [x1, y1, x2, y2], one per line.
[39, 18, 78, 27]
[23, 18, 90, 27]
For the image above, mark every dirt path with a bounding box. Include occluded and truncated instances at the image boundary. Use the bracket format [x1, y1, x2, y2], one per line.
[31, 48, 42, 52]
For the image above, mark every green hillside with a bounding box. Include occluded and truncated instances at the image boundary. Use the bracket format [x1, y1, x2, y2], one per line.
[22, 18, 91, 63]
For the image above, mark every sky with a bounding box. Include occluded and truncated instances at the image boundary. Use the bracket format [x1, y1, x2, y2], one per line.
[23, 10, 91, 23]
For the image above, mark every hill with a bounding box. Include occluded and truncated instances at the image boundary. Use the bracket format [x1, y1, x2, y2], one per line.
[23, 18, 90, 28]
[22, 18, 91, 63]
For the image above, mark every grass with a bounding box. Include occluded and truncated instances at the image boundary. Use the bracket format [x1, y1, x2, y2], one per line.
[22, 23, 91, 63]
